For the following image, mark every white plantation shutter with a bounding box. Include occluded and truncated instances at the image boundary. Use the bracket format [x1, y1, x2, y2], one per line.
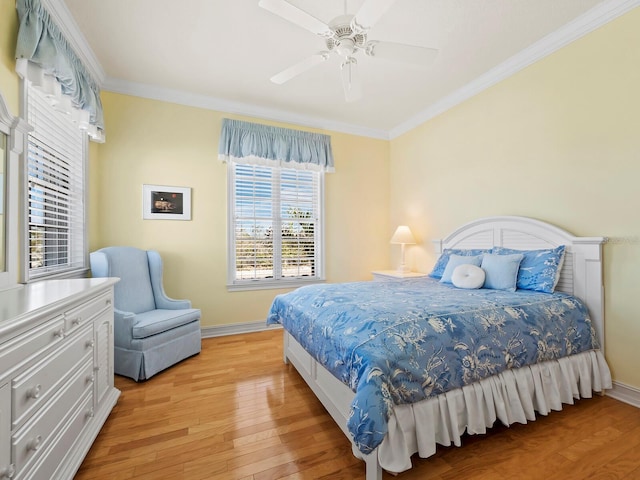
[26, 84, 87, 279]
[280, 168, 318, 278]
[229, 162, 323, 289]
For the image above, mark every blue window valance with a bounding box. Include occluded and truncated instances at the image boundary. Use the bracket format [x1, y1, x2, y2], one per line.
[15, 0, 104, 141]
[218, 119, 334, 172]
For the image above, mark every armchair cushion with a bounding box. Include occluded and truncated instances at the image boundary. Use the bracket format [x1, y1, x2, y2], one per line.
[132, 308, 201, 339]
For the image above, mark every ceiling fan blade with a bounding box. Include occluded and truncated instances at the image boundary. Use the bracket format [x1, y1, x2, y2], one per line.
[259, 0, 331, 36]
[340, 57, 362, 102]
[365, 41, 438, 67]
[351, 0, 397, 32]
[271, 52, 329, 84]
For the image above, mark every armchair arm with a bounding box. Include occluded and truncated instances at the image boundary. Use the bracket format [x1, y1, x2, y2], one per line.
[113, 308, 137, 347]
[147, 250, 192, 310]
[156, 297, 192, 310]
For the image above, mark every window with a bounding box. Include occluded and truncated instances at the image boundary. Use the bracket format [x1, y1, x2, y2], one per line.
[228, 162, 324, 290]
[24, 84, 87, 280]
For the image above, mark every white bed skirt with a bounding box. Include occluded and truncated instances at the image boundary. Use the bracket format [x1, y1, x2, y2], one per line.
[372, 350, 612, 473]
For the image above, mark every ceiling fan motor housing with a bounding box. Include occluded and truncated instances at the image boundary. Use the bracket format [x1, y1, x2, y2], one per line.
[326, 14, 367, 57]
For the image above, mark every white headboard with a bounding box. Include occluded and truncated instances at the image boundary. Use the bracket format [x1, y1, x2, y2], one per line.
[432, 216, 605, 352]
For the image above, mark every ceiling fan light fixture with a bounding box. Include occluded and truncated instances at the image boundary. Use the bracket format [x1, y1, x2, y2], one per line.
[335, 38, 356, 57]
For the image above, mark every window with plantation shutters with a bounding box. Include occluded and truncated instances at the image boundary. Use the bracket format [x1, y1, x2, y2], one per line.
[25, 83, 87, 280]
[228, 162, 324, 290]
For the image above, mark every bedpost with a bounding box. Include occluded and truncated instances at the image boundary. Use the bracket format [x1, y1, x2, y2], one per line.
[283, 329, 289, 364]
[572, 238, 605, 354]
[364, 452, 383, 480]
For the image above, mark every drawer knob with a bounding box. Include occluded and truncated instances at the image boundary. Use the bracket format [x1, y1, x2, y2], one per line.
[106, 299, 112, 305]
[0, 464, 16, 478]
[87, 374, 95, 384]
[26, 384, 42, 399]
[72, 317, 81, 326]
[86, 340, 95, 349]
[86, 408, 95, 419]
[53, 328, 65, 339]
[27, 435, 42, 452]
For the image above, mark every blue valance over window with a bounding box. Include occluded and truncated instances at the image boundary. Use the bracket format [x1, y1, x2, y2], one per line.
[218, 118, 334, 172]
[15, 0, 104, 141]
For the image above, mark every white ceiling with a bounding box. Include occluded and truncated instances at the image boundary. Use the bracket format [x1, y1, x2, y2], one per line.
[60, 0, 627, 138]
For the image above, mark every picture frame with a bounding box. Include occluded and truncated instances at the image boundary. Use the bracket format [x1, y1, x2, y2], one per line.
[142, 184, 191, 220]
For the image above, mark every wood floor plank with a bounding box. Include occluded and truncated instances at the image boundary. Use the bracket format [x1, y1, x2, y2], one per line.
[75, 330, 640, 480]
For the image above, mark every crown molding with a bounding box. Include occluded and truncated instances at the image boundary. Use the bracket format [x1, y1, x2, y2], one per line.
[102, 77, 390, 140]
[42, 0, 638, 141]
[41, 0, 106, 86]
[388, 0, 640, 140]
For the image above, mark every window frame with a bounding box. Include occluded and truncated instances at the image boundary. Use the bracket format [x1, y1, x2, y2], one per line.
[226, 161, 325, 292]
[20, 81, 89, 282]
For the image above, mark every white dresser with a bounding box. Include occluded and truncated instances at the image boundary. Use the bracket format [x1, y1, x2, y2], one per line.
[0, 278, 120, 480]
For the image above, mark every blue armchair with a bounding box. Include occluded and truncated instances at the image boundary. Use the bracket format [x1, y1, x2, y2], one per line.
[90, 246, 201, 381]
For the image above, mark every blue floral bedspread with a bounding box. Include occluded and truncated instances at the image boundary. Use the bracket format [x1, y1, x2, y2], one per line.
[266, 278, 598, 455]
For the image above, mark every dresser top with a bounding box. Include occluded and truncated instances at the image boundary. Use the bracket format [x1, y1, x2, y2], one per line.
[0, 278, 118, 337]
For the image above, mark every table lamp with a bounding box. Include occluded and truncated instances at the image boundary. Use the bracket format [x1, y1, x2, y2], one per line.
[390, 225, 416, 273]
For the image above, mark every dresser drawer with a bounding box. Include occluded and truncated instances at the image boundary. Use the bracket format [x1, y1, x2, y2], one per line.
[0, 318, 66, 380]
[11, 360, 93, 479]
[64, 291, 112, 333]
[12, 326, 94, 429]
[20, 392, 93, 480]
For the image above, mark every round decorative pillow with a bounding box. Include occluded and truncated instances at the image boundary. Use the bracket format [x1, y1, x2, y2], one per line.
[451, 264, 485, 289]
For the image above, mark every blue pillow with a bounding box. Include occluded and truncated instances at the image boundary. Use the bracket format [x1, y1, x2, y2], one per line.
[440, 254, 483, 284]
[480, 253, 524, 292]
[492, 245, 566, 293]
[430, 248, 491, 279]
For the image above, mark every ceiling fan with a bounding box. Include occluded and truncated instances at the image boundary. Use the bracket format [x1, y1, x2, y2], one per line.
[259, 0, 439, 102]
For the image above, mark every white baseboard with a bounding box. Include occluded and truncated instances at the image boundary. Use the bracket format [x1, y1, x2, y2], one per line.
[606, 381, 640, 408]
[201, 320, 282, 338]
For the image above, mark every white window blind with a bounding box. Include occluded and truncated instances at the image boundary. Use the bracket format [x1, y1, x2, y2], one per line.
[229, 162, 323, 289]
[25, 84, 87, 280]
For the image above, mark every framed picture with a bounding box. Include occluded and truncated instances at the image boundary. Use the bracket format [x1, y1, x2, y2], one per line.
[142, 184, 191, 220]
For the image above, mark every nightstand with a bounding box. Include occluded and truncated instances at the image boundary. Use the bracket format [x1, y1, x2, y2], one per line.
[371, 270, 428, 281]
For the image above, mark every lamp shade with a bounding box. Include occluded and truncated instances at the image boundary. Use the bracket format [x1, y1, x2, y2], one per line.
[390, 225, 416, 245]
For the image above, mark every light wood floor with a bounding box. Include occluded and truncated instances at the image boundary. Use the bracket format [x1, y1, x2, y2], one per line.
[76, 329, 640, 480]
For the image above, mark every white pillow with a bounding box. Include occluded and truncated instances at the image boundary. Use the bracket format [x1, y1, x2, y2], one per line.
[451, 264, 485, 289]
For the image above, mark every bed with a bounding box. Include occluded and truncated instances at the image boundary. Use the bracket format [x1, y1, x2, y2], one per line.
[266, 216, 612, 479]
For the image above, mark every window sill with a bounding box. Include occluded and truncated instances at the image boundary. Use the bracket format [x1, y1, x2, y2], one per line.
[27, 267, 90, 283]
[227, 277, 326, 292]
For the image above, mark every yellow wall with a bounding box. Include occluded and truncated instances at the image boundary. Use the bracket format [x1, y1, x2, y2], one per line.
[91, 92, 390, 328]
[0, 0, 18, 285]
[0, 0, 19, 116]
[390, 9, 640, 389]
